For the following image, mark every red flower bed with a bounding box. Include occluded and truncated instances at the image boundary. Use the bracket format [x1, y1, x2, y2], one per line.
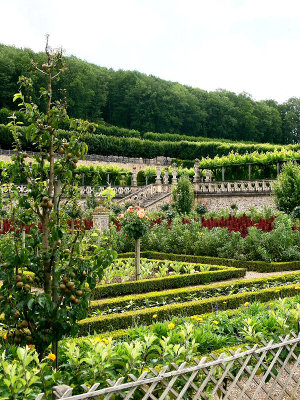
[113, 213, 299, 237]
[115, 214, 281, 238]
[0, 219, 93, 234]
[200, 215, 275, 237]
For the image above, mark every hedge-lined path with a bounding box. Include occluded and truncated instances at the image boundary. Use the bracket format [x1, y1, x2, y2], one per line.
[222, 269, 300, 283]
[1, 269, 296, 294]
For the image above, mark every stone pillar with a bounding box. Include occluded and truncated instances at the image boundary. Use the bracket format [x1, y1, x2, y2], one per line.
[155, 163, 162, 185]
[163, 168, 169, 185]
[163, 169, 169, 192]
[172, 163, 177, 184]
[199, 169, 204, 182]
[222, 166, 225, 182]
[155, 162, 162, 192]
[131, 167, 138, 192]
[277, 162, 281, 176]
[92, 210, 110, 233]
[193, 159, 200, 183]
[193, 159, 200, 191]
[204, 169, 212, 182]
[248, 164, 252, 180]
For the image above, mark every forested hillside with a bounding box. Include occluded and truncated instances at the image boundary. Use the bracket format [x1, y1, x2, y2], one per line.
[0, 44, 299, 144]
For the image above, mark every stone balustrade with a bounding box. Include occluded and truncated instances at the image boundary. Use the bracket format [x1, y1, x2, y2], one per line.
[1, 185, 132, 198]
[195, 180, 275, 194]
[0, 149, 172, 166]
[2, 179, 276, 201]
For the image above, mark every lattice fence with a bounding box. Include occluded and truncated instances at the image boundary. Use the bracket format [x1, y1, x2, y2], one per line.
[37, 333, 300, 400]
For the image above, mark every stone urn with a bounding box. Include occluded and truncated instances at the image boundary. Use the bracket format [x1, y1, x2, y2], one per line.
[92, 198, 110, 232]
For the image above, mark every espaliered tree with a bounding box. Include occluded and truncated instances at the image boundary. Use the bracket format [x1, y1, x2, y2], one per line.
[0, 36, 115, 362]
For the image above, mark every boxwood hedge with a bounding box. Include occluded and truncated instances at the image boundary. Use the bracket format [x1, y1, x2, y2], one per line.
[79, 283, 299, 335]
[119, 251, 300, 273]
[90, 272, 300, 314]
[94, 263, 246, 299]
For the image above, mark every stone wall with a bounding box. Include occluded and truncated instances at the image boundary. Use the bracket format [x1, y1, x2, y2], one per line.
[0, 150, 171, 172]
[195, 193, 276, 212]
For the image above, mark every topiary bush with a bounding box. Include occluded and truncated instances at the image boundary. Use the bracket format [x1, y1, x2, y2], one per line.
[172, 176, 194, 214]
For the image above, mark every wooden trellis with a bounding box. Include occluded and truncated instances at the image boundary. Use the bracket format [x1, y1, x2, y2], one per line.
[37, 333, 300, 400]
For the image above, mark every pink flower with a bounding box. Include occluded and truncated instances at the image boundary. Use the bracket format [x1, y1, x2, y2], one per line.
[137, 211, 145, 218]
[118, 213, 124, 219]
[203, 202, 208, 206]
[127, 206, 134, 212]
[135, 205, 141, 210]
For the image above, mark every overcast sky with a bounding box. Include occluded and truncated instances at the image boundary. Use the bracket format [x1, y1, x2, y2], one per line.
[1, 0, 300, 103]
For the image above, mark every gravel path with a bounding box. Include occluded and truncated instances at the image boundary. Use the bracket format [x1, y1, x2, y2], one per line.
[219, 269, 298, 285]
[3, 268, 297, 294]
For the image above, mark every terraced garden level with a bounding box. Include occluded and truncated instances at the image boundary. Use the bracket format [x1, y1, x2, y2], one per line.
[90, 272, 300, 316]
[95, 258, 245, 297]
[58, 297, 300, 392]
[79, 272, 300, 335]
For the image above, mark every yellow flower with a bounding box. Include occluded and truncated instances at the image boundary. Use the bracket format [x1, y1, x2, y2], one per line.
[94, 337, 101, 342]
[48, 353, 56, 361]
[212, 320, 219, 325]
[152, 314, 158, 319]
[244, 302, 250, 307]
[197, 317, 203, 322]
[269, 302, 274, 306]
[275, 289, 280, 293]
[102, 338, 109, 345]
[168, 322, 175, 330]
[295, 286, 300, 290]
[191, 315, 197, 320]
[223, 301, 227, 304]
[3, 333, 7, 340]
[180, 331, 185, 337]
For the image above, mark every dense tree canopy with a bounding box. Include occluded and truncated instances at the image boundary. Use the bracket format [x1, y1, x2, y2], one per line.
[0, 43, 299, 144]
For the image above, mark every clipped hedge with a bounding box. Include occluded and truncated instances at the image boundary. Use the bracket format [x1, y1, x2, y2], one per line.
[71, 297, 290, 343]
[119, 251, 300, 273]
[79, 283, 299, 335]
[93, 263, 246, 299]
[1, 125, 300, 168]
[90, 272, 300, 314]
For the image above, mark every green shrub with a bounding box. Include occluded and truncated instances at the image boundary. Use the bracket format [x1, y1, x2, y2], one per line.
[172, 176, 194, 214]
[273, 161, 300, 214]
[129, 214, 300, 263]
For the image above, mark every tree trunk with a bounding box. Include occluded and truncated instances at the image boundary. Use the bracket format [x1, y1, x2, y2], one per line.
[135, 238, 141, 280]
